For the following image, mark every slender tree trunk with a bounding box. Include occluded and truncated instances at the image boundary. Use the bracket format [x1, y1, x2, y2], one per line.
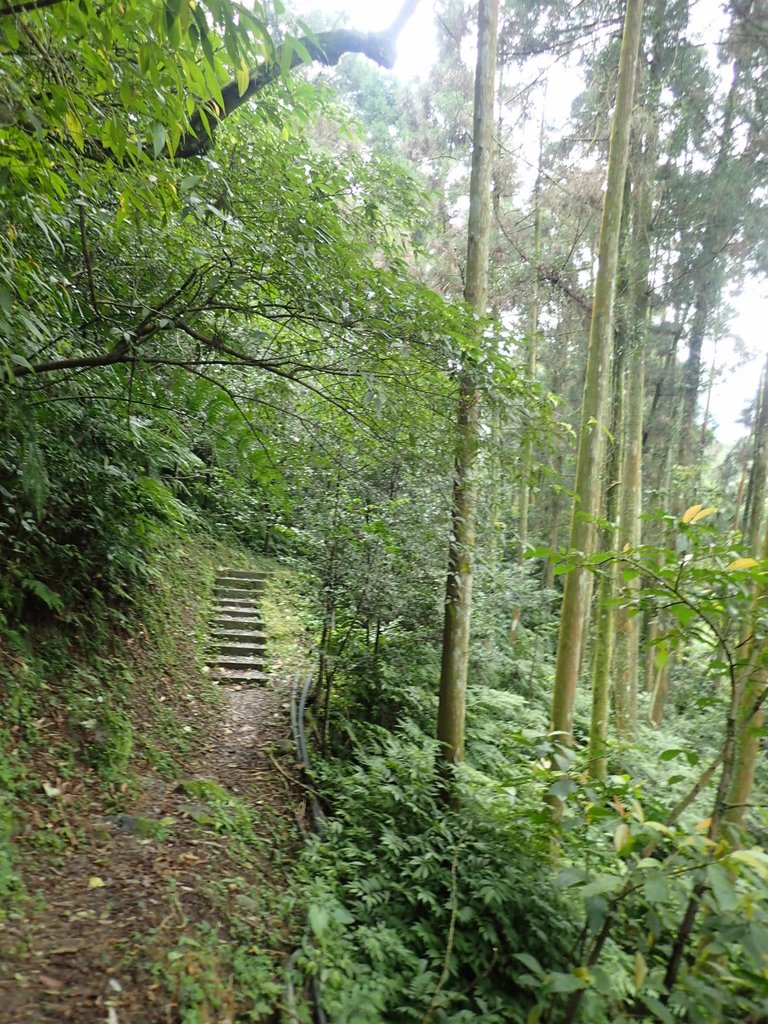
[615, 112, 656, 738]
[725, 357, 768, 828]
[647, 351, 684, 726]
[677, 294, 708, 474]
[589, 334, 626, 778]
[550, 0, 645, 750]
[487, 403, 502, 573]
[509, 128, 543, 645]
[517, 118, 543, 561]
[676, 61, 741, 482]
[733, 459, 749, 534]
[645, 617, 659, 692]
[649, 654, 669, 728]
[437, 0, 498, 765]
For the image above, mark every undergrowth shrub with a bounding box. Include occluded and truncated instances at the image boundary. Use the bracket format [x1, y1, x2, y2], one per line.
[300, 721, 576, 1024]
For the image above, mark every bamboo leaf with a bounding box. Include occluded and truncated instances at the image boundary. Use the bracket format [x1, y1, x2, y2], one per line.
[236, 59, 250, 96]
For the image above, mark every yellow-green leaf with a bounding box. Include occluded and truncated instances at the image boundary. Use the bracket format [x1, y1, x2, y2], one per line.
[614, 822, 632, 855]
[65, 111, 84, 152]
[88, 876, 106, 889]
[726, 557, 759, 570]
[729, 848, 768, 880]
[236, 59, 250, 96]
[634, 951, 648, 990]
[690, 505, 717, 523]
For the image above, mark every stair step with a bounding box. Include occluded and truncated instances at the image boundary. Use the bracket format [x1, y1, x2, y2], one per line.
[213, 642, 267, 655]
[219, 569, 268, 581]
[215, 655, 266, 671]
[212, 669, 269, 685]
[214, 586, 259, 600]
[210, 622, 268, 630]
[213, 596, 256, 607]
[208, 568, 269, 687]
[217, 575, 265, 588]
[211, 618, 263, 630]
[212, 607, 260, 619]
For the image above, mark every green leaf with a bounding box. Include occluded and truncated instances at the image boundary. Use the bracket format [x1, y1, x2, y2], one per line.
[25, 579, 64, 613]
[642, 872, 669, 903]
[581, 875, 621, 899]
[554, 866, 588, 889]
[547, 972, 585, 993]
[548, 777, 577, 801]
[65, 111, 85, 152]
[707, 864, 738, 912]
[514, 953, 545, 976]
[308, 903, 329, 940]
[641, 995, 675, 1023]
[152, 122, 166, 157]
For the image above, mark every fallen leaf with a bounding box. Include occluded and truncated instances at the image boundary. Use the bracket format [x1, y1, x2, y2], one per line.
[39, 974, 63, 990]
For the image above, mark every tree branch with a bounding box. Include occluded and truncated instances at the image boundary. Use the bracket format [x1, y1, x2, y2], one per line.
[0, 0, 66, 17]
[176, 0, 420, 158]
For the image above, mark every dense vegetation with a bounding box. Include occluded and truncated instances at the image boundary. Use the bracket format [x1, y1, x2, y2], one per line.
[1, 0, 766, 1022]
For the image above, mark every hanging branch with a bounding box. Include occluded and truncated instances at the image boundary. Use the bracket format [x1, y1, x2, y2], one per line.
[175, 0, 422, 158]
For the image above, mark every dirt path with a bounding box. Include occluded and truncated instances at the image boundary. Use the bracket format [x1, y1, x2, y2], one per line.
[0, 678, 303, 1024]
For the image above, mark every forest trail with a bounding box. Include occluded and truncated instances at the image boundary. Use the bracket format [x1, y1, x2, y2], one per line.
[0, 569, 303, 1024]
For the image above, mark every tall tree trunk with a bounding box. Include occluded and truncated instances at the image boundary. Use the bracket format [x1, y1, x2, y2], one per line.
[615, 104, 657, 739]
[437, 0, 498, 765]
[509, 122, 543, 646]
[550, 0, 645, 750]
[589, 323, 626, 779]
[517, 116, 543, 560]
[676, 62, 741, 481]
[725, 357, 768, 828]
[487, 402, 502, 574]
[647, 343, 684, 727]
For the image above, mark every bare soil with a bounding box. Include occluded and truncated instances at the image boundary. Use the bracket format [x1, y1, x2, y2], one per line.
[0, 679, 303, 1024]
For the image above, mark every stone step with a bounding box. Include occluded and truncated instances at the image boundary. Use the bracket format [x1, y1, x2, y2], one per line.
[215, 658, 267, 672]
[216, 582, 265, 596]
[213, 596, 257, 608]
[212, 606, 260, 619]
[212, 642, 267, 656]
[219, 568, 268, 582]
[208, 568, 269, 687]
[211, 617, 263, 630]
[212, 669, 269, 685]
[210, 628, 266, 641]
[214, 586, 259, 600]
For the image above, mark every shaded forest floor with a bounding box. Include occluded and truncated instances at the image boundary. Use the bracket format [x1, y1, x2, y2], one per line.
[0, 547, 310, 1024]
[0, 681, 302, 1024]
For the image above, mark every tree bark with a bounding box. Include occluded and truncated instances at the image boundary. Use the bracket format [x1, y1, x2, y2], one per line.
[517, 116, 543, 561]
[437, 0, 498, 765]
[550, 0, 645, 752]
[589, 338, 625, 778]
[676, 61, 741, 479]
[615, 107, 656, 738]
[725, 356, 768, 828]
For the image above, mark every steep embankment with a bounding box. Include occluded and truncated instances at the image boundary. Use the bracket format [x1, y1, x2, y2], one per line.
[0, 538, 311, 1023]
